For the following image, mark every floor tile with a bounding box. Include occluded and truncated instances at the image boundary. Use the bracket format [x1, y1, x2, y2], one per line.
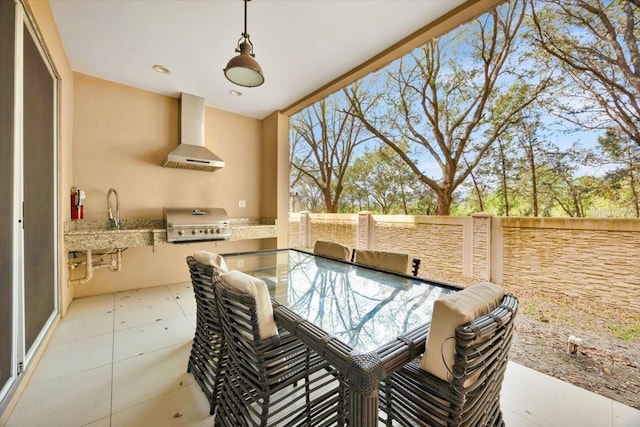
[186, 313, 198, 329]
[29, 333, 113, 383]
[167, 283, 196, 316]
[48, 312, 114, 346]
[115, 286, 175, 310]
[7, 284, 636, 427]
[6, 365, 112, 427]
[503, 408, 542, 427]
[612, 400, 640, 427]
[174, 293, 196, 316]
[114, 299, 186, 331]
[111, 341, 195, 413]
[110, 383, 214, 427]
[82, 417, 111, 427]
[64, 294, 115, 320]
[113, 316, 194, 362]
[502, 362, 613, 427]
[167, 282, 194, 300]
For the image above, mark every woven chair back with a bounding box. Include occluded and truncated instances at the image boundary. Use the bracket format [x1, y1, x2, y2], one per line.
[185, 256, 227, 416]
[380, 293, 518, 427]
[214, 282, 345, 427]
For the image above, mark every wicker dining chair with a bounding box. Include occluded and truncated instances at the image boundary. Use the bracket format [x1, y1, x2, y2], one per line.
[185, 256, 227, 416]
[353, 249, 421, 277]
[214, 271, 345, 427]
[379, 293, 519, 427]
[313, 240, 352, 262]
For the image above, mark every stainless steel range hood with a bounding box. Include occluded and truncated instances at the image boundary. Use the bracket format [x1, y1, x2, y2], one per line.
[162, 93, 225, 172]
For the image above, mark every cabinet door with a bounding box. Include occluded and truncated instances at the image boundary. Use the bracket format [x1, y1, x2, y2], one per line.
[0, 0, 16, 397]
[22, 21, 56, 354]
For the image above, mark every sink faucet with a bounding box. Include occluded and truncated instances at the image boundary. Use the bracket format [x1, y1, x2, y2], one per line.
[107, 187, 121, 229]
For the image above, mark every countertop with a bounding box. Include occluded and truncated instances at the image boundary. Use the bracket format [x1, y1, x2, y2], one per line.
[64, 218, 277, 251]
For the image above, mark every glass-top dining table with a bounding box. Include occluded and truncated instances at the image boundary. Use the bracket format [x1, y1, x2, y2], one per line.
[222, 248, 460, 426]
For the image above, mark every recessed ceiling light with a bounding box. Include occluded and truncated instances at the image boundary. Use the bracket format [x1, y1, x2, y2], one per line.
[229, 89, 243, 97]
[152, 64, 170, 74]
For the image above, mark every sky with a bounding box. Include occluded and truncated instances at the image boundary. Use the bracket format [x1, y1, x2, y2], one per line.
[291, 0, 630, 186]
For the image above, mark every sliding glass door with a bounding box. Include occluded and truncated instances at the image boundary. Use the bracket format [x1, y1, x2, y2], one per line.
[0, 0, 58, 410]
[22, 18, 57, 356]
[0, 0, 17, 402]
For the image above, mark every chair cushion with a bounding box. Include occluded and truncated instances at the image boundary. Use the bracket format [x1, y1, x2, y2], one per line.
[220, 270, 277, 339]
[419, 283, 505, 382]
[313, 240, 351, 261]
[193, 250, 229, 272]
[355, 250, 410, 275]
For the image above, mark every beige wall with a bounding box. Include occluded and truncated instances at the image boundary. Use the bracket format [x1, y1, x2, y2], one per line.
[497, 217, 640, 312]
[373, 216, 466, 282]
[72, 73, 265, 219]
[70, 73, 276, 296]
[290, 213, 640, 313]
[261, 111, 290, 248]
[309, 214, 358, 250]
[292, 213, 469, 283]
[22, 1, 287, 303]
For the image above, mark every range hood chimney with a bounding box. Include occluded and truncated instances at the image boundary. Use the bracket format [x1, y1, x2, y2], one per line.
[162, 93, 225, 171]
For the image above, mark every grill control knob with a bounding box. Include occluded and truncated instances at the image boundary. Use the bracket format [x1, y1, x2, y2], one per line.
[177, 230, 184, 236]
[191, 229, 197, 235]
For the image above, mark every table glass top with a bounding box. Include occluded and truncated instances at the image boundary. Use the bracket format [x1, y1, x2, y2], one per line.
[223, 249, 454, 354]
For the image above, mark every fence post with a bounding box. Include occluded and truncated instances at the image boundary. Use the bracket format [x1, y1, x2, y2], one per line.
[300, 211, 311, 249]
[471, 212, 493, 281]
[357, 211, 375, 250]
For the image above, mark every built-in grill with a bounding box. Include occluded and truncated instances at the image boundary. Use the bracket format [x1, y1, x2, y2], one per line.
[163, 207, 231, 243]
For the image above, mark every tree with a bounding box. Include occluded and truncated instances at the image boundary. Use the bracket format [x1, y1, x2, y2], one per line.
[343, 143, 436, 214]
[531, 0, 640, 147]
[346, 1, 551, 215]
[596, 128, 640, 217]
[494, 136, 517, 216]
[467, 135, 518, 216]
[532, 145, 599, 217]
[289, 174, 325, 212]
[346, 147, 402, 214]
[290, 93, 372, 213]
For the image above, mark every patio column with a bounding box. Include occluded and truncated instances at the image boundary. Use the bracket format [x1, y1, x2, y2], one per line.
[357, 211, 375, 250]
[471, 212, 493, 281]
[299, 211, 311, 249]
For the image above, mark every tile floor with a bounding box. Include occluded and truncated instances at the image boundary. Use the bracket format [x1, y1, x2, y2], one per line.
[4, 283, 640, 427]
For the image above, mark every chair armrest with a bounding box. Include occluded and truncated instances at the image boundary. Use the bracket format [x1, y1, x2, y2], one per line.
[411, 258, 421, 276]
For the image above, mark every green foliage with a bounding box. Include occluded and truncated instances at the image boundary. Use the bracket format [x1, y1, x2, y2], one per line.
[342, 143, 437, 214]
[591, 129, 640, 217]
[608, 322, 640, 342]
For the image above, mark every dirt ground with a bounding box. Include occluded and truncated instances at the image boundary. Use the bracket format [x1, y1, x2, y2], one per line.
[503, 285, 640, 410]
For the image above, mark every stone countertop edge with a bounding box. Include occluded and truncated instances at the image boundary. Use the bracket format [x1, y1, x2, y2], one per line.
[63, 218, 278, 252]
[64, 217, 276, 233]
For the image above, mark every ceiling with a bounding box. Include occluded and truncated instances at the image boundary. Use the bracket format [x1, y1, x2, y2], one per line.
[49, 0, 465, 119]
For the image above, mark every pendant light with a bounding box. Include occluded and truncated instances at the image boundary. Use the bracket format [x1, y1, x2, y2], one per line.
[223, 0, 264, 87]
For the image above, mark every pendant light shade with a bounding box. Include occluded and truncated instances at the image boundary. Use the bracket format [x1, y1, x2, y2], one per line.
[224, 0, 264, 87]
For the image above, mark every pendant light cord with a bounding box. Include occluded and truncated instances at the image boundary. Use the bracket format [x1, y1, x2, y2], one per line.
[243, 0, 248, 38]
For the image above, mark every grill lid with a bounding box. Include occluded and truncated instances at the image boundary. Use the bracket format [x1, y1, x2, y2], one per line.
[164, 207, 229, 226]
